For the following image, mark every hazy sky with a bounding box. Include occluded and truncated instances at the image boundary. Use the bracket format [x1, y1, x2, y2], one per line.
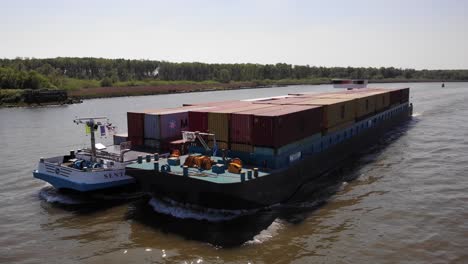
[1, 0, 467, 69]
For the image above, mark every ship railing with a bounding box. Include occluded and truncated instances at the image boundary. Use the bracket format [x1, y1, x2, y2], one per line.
[43, 158, 126, 173]
[80, 149, 123, 162]
[42, 156, 65, 165]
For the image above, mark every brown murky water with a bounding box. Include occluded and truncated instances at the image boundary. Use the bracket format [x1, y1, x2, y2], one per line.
[1, 83, 467, 263]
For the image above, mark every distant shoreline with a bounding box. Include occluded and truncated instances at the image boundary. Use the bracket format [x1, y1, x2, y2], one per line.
[0, 79, 460, 108]
[67, 78, 457, 100]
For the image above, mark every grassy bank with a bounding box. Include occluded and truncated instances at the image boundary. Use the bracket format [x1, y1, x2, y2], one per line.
[67, 78, 330, 99]
[2, 78, 453, 107]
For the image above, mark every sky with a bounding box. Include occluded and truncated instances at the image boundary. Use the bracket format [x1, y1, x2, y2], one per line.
[1, 0, 467, 69]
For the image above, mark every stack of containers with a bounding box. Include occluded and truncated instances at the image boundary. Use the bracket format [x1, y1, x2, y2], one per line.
[285, 97, 356, 134]
[230, 104, 323, 168]
[364, 89, 390, 112]
[143, 106, 214, 149]
[188, 101, 252, 133]
[190, 102, 274, 150]
[245, 104, 323, 148]
[389, 87, 410, 105]
[313, 92, 376, 121]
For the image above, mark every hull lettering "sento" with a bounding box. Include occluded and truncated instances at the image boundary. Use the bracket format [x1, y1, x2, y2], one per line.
[103, 172, 125, 179]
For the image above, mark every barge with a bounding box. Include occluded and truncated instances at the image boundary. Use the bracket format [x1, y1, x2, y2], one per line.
[125, 84, 412, 210]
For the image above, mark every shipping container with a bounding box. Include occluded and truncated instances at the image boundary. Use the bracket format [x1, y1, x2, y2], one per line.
[144, 113, 160, 139]
[188, 102, 250, 133]
[144, 106, 213, 141]
[314, 92, 378, 120]
[242, 104, 323, 148]
[189, 103, 268, 142]
[113, 133, 128, 145]
[188, 111, 209, 132]
[367, 90, 390, 112]
[127, 111, 146, 146]
[230, 143, 254, 153]
[388, 87, 409, 105]
[229, 104, 276, 144]
[208, 112, 230, 142]
[401, 88, 410, 102]
[290, 97, 355, 128]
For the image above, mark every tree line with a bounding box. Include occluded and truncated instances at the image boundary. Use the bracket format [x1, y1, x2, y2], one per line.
[1, 57, 468, 90]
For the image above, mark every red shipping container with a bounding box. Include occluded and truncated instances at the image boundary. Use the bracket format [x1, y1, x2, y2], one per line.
[389, 88, 403, 105]
[242, 104, 323, 148]
[188, 111, 209, 132]
[127, 111, 145, 146]
[128, 136, 144, 147]
[127, 112, 144, 138]
[401, 87, 410, 102]
[228, 104, 275, 144]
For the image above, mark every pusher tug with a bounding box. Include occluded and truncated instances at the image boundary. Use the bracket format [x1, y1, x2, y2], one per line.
[33, 117, 140, 192]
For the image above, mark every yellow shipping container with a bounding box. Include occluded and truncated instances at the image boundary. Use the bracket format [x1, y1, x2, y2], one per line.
[291, 98, 356, 128]
[230, 143, 254, 153]
[321, 93, 376, 119]
[208, 112, 229, 142]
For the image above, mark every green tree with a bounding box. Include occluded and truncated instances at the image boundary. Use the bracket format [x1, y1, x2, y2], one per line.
[217, 69, 231, 83]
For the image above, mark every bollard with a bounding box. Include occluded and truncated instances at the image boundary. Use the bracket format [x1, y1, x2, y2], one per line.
[137, 155, 143, 164]
[154, 161, 159, 172]
[40, 157, 45, 163]
[247, 170, 252, 180]
[154, 153, 159, 161]
[240, 171, 246, 182]
[146, 154, 151, 162]
[183, 165, 189, 177]
[253, 168, 259, 178]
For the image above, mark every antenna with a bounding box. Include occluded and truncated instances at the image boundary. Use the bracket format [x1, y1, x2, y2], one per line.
[73, 117, 109, 162]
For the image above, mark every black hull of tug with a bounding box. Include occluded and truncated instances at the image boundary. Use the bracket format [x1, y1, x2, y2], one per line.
[127, 106, 412, 210]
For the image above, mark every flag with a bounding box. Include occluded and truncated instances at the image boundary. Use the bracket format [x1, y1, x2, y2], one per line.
[106, 124, 116, 135]
[100, 125, 106, 136]
[85, 124, 91, 134]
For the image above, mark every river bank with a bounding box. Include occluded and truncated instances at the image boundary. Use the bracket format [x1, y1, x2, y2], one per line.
[0, 78, 453, 107]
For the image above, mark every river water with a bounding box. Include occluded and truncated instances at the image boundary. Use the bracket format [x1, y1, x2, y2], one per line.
[1, 83, 467, 263]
